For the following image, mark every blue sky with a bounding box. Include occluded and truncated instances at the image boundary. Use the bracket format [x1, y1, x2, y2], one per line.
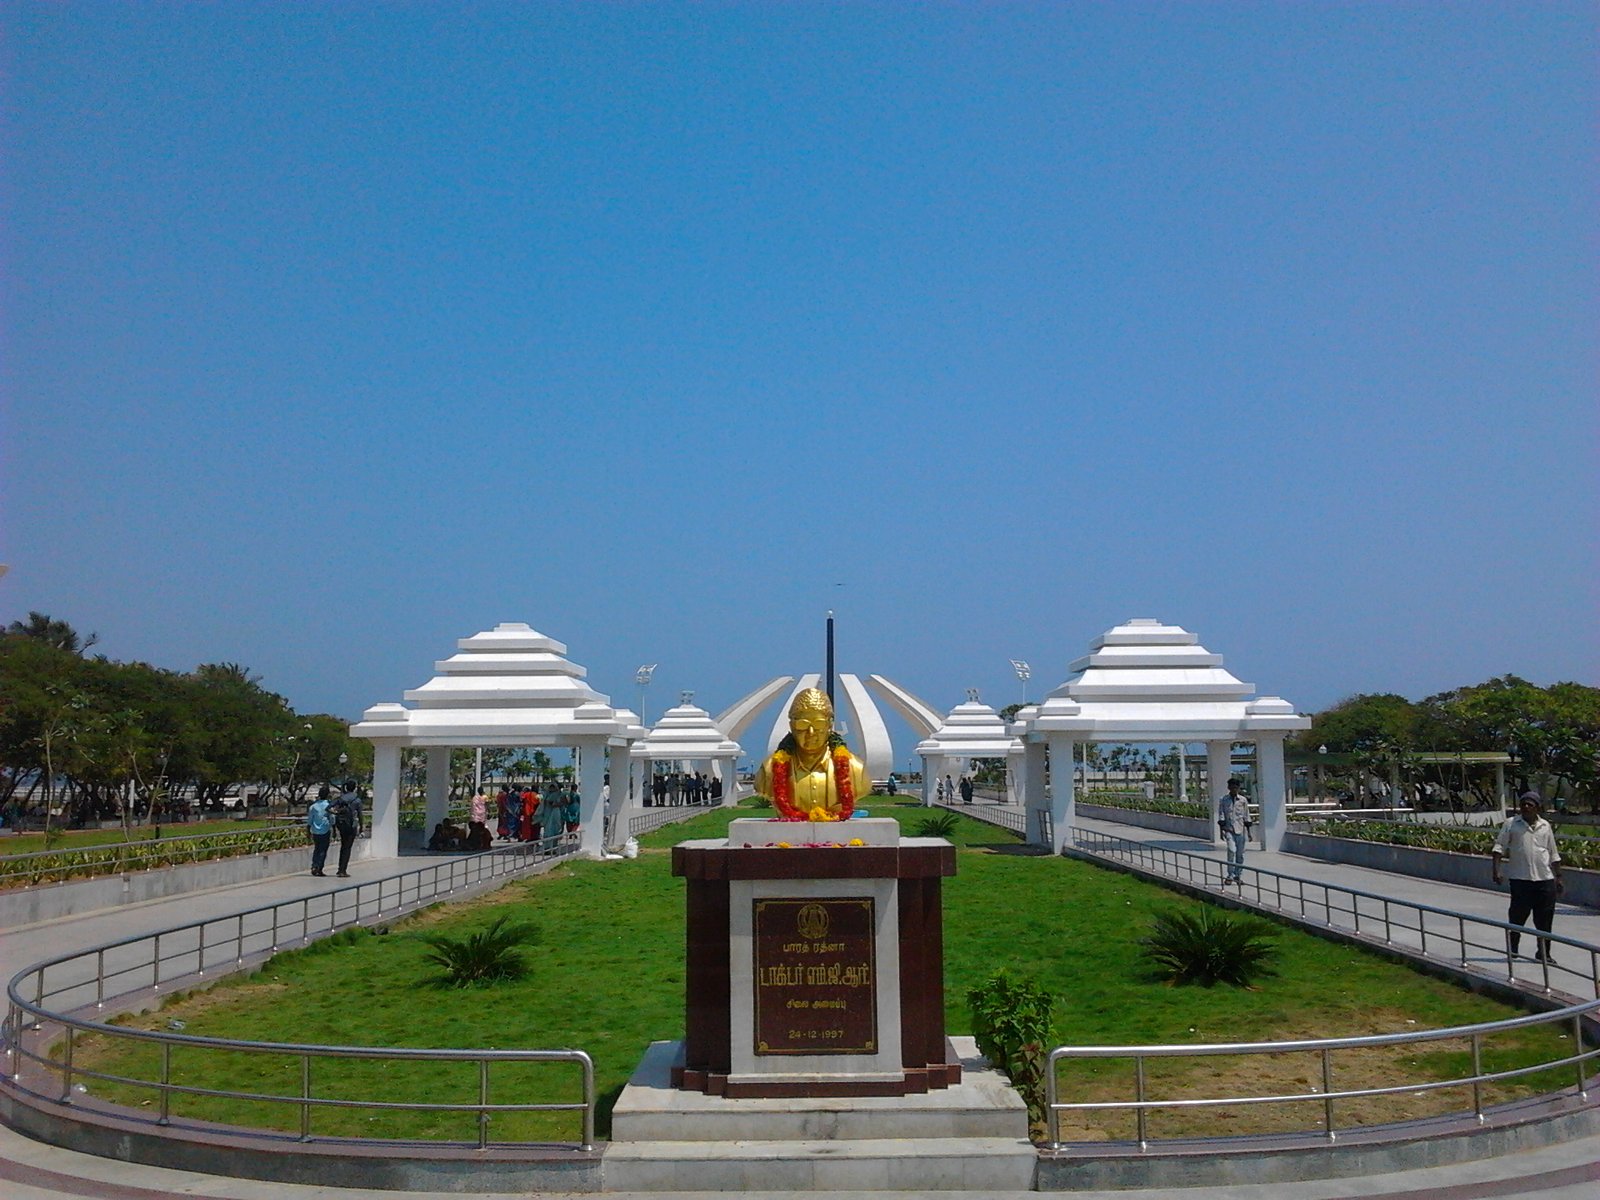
[3, 3, 1595, 749]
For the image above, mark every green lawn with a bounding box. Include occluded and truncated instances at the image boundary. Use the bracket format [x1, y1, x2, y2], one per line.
[71, 799, 1571, 1145]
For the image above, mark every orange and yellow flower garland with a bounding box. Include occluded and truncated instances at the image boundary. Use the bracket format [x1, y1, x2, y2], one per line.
[769, 746, 855, 821]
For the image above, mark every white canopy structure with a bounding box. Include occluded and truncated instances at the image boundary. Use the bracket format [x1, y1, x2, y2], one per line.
[915, 691, 1025, 806]
[616, 699, 742, 849]
[1013, 619, 1310, 853]
[349, 623, 642, 859]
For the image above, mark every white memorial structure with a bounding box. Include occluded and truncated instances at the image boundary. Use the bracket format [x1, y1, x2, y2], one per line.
[349, 623, 643, 859]
[1013, 619, 1310, 853]
[915, 691, 1025, 805]
[614, 698, 742, 848]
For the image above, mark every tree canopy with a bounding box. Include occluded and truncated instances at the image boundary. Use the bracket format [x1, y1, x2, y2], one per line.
[0, 613, 370, 829]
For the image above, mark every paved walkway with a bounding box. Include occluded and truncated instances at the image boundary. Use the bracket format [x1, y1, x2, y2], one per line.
[2, 829, 1598, 1198]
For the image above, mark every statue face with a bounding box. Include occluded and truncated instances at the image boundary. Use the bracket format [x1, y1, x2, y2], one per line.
[790, 709, 831, 758]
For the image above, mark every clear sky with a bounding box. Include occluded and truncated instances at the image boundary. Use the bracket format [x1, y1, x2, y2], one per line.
[3, 3, 1595, 747]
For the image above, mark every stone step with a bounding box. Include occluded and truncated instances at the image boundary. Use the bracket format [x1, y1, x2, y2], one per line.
[600, 1135, 1040, 1192]
[610, 1039, 1029, 1142]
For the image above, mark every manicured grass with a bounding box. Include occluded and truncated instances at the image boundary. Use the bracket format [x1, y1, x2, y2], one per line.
[70, 799, 1570, 1145]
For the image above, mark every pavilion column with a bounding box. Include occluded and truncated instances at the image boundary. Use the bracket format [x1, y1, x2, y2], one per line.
[425, 748, 451, 833]
[719, 753, 737, 806]
[920, 752, 933, 806]
[1205, 741, 1232, 846]
[1005, 748, 1024, 805]
[1257, 735, 1288, 852]
[369, 744, 402, 859]
[1176, 743, 1189, 805]
[1045, 735, 1076, 853]
[1023, 739, 1048, 842]
[575, 738, 606, 858]
[606, 747, 636, 851]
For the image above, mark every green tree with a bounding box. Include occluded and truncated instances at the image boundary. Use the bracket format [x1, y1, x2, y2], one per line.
[6, 611, 98, 655]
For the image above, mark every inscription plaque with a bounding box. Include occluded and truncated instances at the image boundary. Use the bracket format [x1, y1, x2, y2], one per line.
[752, 897, 877, 1055]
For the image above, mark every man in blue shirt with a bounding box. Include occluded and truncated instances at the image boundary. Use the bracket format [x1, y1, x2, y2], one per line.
[306, 785, 332, 877]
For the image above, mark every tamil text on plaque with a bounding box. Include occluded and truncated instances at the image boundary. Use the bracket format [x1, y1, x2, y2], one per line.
[752, 897, 877, 1055]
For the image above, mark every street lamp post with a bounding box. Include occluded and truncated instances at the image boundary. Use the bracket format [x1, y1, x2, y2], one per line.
[636, 665, 657, 729]
[1009, 660, 1031, 707]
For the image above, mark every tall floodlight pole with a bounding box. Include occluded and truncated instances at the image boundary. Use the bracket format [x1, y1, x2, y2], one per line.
[1010, 659, 1031, 706]
[636, 664, 657, 729]
[825, 609, 836, 711]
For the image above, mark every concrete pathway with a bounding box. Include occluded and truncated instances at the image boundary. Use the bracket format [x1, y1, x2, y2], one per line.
[2, 826, 1598, 1197]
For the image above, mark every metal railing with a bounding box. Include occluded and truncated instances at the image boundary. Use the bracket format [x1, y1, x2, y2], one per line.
[628, 800, 721, 837]
[0, 825, 312, 888]
[4, 832, 594, 1150]
[1046, 999, 1599, 1149]
[1070, 827, 1600, 997]
[1047, 825, 1600, 1149]
[930, 797, 1030, 837]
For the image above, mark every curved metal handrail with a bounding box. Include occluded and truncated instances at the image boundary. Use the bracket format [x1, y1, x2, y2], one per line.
[1047, 826, 1600, 1149]
[3, 832, 594, 1150]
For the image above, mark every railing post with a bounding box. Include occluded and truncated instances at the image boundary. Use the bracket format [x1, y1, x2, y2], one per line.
[1471, 1032, 1484, 1121]
[59, 1026, 75, 1103]
[300, 1054, 312, 1140]
[478, 1058, 491, 1149]
[196, 922, 206, 976]
[1383, 899, 1392, 944]
[1458, 916, 1467, 965]
[271, 905, 279, 951]
[156, 1040, 172, 1124]
[1321, 1047, 1335, 1140]
[237, 913, 245, 964]
[96, 949, 105, 1008]
[1574, 1014, 1588, 1099]
[153, 932, 161, 992]
[1135, 1056, 1148, 1150]
[581, 1052, 596, 1151]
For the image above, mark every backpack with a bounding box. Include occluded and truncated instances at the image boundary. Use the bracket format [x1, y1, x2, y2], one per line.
[332, 795, 358, 835]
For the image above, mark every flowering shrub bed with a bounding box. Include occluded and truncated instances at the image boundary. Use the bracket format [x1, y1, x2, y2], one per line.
[0, 826, 308, 889]
[1080, 794, 1211, 821]
[1308, 819, 1600, 871]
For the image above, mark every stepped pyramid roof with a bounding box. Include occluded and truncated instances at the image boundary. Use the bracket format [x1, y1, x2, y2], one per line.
[633, 700, 741, 760]
[1015, 619, 1309, 741]
[916, 692, 1023, 759]
[349, 623, 637, 747]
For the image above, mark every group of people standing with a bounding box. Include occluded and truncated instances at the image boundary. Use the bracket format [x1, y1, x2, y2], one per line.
[494, 783, 579, 843]
[647, 771, 721, 807]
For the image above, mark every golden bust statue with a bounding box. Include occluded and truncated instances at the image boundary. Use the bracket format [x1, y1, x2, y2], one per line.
[754, 688, 870, 820]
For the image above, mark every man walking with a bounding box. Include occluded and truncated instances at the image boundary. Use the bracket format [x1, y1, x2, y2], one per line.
[1218, 778, 1251, 885]
[1492, 792, 1565, 962]
[331, 781, 363, 878]
[306, 785, 332, 877]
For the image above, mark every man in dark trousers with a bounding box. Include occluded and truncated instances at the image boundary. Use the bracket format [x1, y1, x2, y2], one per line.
[959, 775, 974, 804]
[331, 781, 363, 878]
[1492, 792, 1565, 962]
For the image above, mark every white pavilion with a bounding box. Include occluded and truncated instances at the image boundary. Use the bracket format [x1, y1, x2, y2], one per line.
[915, 691, 1025, 805]
[1013, 619, 1310, 853]
[617, 698, 742, 848]
[349, 623, 643, 859]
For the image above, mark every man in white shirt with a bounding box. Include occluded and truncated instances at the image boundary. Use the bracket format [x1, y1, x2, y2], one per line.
[1491, 792, 1565, 962]
[1217, 778, 1252, 885]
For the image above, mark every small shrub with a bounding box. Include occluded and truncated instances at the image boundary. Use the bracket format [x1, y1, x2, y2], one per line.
[968, 971, 1054, 1135]
[913, 811, 959, 838]
[1140, 906, 1279, 988]
[420, 915, 539, 988]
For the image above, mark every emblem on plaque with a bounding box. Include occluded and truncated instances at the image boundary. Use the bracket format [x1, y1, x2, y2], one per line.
[796, 903, 830, 940]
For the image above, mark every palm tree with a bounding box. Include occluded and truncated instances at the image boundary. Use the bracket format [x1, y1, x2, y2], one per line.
[7, 612, 97, 655]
